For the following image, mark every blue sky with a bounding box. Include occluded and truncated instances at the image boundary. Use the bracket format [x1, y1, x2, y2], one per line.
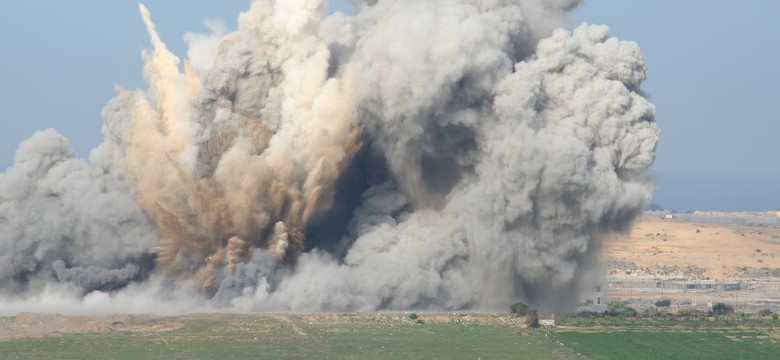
[572, 1, 780, 211]
[1, 1, 777, 211]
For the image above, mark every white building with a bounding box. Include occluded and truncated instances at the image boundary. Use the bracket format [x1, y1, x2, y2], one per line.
[577, 284, 607, 313]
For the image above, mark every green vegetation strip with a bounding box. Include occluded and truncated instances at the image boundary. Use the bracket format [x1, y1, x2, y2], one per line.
[0, 315, 570, 360]
[7, 313, 779, 359]
[554, 329, 779, 360]
[551, 314, 780, 360]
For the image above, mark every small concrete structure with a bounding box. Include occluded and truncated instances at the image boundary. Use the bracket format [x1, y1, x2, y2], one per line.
[578, 284, 607, 313]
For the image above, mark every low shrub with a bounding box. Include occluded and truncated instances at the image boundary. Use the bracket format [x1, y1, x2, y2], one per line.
[676, 308, 707, 318]
[525, 310, 539, 328]
[606, 301, 638, 317]
[511, 302, 530, 316]
[710, 303, 734, 316]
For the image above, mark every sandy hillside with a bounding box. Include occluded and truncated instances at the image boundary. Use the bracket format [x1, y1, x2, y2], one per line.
[604, 215, 780, 281]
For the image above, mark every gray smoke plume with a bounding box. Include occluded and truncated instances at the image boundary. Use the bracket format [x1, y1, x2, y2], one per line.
[0, 0, 657, 315]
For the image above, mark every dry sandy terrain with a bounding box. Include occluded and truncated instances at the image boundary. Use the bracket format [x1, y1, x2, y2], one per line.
[603, 214, 780, 311]
[0, 313, 186, 340]
[605, 215, 780, 281]
[0, 312, 519, 341]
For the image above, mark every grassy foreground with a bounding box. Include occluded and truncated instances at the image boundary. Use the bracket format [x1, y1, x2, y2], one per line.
[550, 316, 780, 360]
[3, 313, 779, 359]
[0, 313, 571, 360]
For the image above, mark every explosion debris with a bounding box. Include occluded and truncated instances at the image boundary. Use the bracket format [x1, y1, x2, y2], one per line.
[0, 0, 657, 315]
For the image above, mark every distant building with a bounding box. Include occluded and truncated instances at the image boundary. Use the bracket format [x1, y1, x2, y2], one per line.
[661, 281, 748, 291]
[577, 284, 607, 313]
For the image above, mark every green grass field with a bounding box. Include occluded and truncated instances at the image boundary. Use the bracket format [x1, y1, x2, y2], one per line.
[2, 313, 779, 359]
[0, 314, 571, 360]
[554, 330, 778, 360]
[551, 317, 780, 360]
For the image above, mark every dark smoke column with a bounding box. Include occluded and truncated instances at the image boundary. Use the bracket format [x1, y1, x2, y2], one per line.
[249, 1, 658, 314]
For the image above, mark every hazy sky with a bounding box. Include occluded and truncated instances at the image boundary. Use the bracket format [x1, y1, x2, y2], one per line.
[1, 1, 777, 211]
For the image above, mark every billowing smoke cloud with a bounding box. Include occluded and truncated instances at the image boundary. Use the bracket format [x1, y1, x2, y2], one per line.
[0, 0, 657, 315]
